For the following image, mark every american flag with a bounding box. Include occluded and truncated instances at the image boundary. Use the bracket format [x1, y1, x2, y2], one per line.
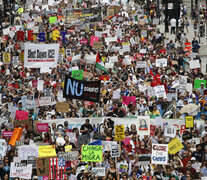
[49, 158, 67, 180]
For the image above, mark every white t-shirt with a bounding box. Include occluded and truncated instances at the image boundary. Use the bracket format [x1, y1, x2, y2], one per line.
[170, 18, 176, 27]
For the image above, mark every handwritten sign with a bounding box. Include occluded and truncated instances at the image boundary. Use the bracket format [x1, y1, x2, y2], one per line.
[15, 110, 29, 120]
[185, 116, 194, 128]
[10, 163, 32, 179]
[81, 145, 102, 162]
[151, 144, 168, 165]
[58, 151, 78, 161]
[39, 145, 56, 157]
[115, 125, 125, 140]
[168, 137, 184, 154]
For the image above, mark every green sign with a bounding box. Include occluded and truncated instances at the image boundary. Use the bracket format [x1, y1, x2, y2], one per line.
[49, 17, 57, 24]
[81, 145, 102, 162]
[72, 70, 83, 80]
[194, 79, 206, 89]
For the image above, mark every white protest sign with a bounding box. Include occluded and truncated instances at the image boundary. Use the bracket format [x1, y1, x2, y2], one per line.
[24, 43, 59, 68]
[84, 54, 96, 64]
[111, 144, 120, 157]
[102, 141, 117, 151]
[156, 58, 167, 67]
[37, 80, 44, 91]
[0, 139, 7, 158]
[18, 144, 39, 160]
[164, 126, 177, 138]
[137, 116, 150, 136]
[113, 89, 120, 99]
[10, 163, 32, 179]
[190, 60, 200, 69]
[39, 97, 52, 106]
[92, 167, 105, 177]
[105, 37, 117, 43]
[154, 85, 167, 98]
[137, 61, 146, 68]
[151, 144, 168, 165]
[58, 151, 79, 161]
[167, 93, 178, 102]
[109, 56, 118, 63]
[66, 132, 77, 143]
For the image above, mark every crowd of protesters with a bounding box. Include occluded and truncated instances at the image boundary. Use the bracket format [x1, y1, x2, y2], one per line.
[0, 0, 207, 179]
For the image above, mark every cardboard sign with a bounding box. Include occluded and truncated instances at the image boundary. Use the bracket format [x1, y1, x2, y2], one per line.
[92, 167, 105, 177]
[37, 123, 49, 132]
[93, 41, 103, 50]
[14, 119, 32, 131]
[168, 137, 184, 154]
[55, 102, 69, 113]
[137, 116, 150, 136]
[115, 125, 125, 141]
[185, 116, 194, 128]
[10, 163, 32, 179]
[36, 157, 50, 176]
[18, 144, 39, 160]
[81, 145, 102, 162]
[39, 145, 56, 157]
[110, 144, 120, 157]
[15, 110, 29, 120]
[58, 151, 78, 161]
[151, 144, 168, 165]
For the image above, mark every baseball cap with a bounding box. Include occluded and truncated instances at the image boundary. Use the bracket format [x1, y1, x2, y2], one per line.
[191, 157, 196, 161]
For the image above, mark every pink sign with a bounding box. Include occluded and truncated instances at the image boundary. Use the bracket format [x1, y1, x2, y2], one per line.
[122, 96, 136, 105]
[37, 123, 49, 132]
[2, 131, 13, 138]
[122, 137, 131, 146]
[90, 36, 99, 46]
[80, 39, 88, 45]
[32, 80, 37, 87]
[43, 176, 49, 180]
[15, 110, 29, 120]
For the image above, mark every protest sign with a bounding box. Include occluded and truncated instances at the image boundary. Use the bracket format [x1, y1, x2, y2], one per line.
[65, 145, 72, 152]
[90, 36, 99, 46]
[189, 60, 200, 69]
[10, 163, 32, 179]
[150, 125, 156, 136]
[115, 125, 125, 140]
[113, 89, 121, 99]
[14, 119, 32, 131]
[119, 163, 128, 174]
[185, 116, 194, 128]
[37, 123, 49, 132]
[71, 70, 83, 80]
[156, 58, 167, 67]
[111, 144, 120, 157]
[137, 154, 151, 165]
[151, 144, 168, 165]
[39, 97, 52, 106]
[37, 80, 44, 91]
[0, 139, 7, 158]
[164, 126, 176, 138]
[137, 61, 146, 68]
[36, 157, 50, 176]
[66, 132, 77, 143]
[18, 144, 39, 160]
[58, 151, 78, 161]
[0, 110, 11, 125]
[109, 56, 118, 63]
[168, 137, 184, 154]
[49, 158, 67, 180]
[63, 76, 101, 102]
[24, 43, 59, 68]
[39, 145, 56, 157]
[182, 131, 192, 140]
[92, 167, 105, 177]
[81, 145, 102, 162]
[27, 156, 36, 169]
[3, 52, 10, 64]
[9, 128, 23, 146]
[49, 16, 57, 24]
[15, 110, 29, 120]
[194, 79, 206, 89]
[65, 7, 102, 24]
[93, 41, 103, 50]
[167, 93, 178, 102]
[2, 131, 13, 139]
[154, 85, 167, 99]
[137, 116, 150, 136]
[122, 96, 136, 105]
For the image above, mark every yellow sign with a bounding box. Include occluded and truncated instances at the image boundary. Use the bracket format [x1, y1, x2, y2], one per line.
[19, 52, 24, 63]
[185, 116, 194, 128]
[65, 145, 72, 152]
[3, 53, 10, 64]
[39, 145, 56, 157]
[115, 125, 125, 141]
[168, 137, 184, 154]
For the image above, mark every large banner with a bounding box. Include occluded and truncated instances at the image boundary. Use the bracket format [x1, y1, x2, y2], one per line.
[24, 43, 59, 68]
[65, 7, 102, 24]
[63, 76, 101, 102]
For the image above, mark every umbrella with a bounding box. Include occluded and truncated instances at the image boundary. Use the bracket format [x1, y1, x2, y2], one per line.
[180, 104, 200, 114]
